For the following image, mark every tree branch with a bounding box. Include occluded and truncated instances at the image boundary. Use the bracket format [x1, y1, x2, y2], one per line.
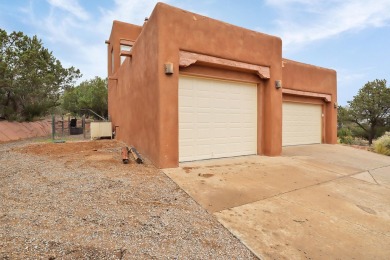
[354, 120, 368, 132]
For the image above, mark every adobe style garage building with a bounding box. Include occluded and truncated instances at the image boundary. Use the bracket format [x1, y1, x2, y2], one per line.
[106, 3, 337, 168]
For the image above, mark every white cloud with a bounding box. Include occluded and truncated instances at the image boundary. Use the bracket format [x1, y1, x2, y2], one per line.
[98, 0, 161, 36]
[265, 0, 390, 50]
[47, 0, 89, 20]
[25, 0, 164, 81]
[83, 0, 164, 78]
[337, 67, 371, 85]
[335, 66, 376, 104]
[20, 1, 84, 45]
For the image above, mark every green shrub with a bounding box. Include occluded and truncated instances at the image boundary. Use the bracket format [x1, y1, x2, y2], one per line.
[340, 135, 354, 144]
[338, 128, 352, 138]
[338, 128, 354, 144]
[374, 132, 390, 156]
[351, 137, 369, 146]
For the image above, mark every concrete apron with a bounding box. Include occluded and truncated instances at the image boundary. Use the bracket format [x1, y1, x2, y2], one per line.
[163, 144, 390, 259]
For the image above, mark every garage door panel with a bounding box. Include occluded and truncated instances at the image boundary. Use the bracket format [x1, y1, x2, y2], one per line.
[242, 114, 253, 123]
[198, 98, 213, 107]
[179, 114, 194, 124]
[179, 76, 257, 162]
[282, 102, 322, 146]
[181, 99, 195, 108]
[197, 129, 212, 139]
[214, 128, 230, 138]
[180, 128, 195, 139]
[196, 113, 211, 123]
[215, 115, 230, 123]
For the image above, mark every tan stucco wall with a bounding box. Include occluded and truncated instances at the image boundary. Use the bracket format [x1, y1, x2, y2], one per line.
[156, 3, 283, 167]
[107, 21, 142, 76]
[282, 59, 337, 144]
[107, 3, 337, 168]
[108, 10, 162, 166]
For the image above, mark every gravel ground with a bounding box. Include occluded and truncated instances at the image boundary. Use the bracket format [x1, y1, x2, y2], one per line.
[0, 139, 257, 259]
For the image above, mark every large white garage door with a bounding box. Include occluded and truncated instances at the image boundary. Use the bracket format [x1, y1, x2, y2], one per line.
[282, 102, 322, 146]
[179, 76, 257, 162]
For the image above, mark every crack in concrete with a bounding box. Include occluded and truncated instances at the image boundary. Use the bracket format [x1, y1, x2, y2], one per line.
[353, 164, 390, 174]
[367, 170, 380, 185]
[352, 164, 390, 188]
[215, 174, 354, 214]
[219, 164, 390, 213]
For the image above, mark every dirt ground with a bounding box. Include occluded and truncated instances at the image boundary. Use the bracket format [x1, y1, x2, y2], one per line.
[0, 139, 256, 259]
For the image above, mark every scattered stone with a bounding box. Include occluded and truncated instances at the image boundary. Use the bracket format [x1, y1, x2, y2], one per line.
[0, 139, 256, 259]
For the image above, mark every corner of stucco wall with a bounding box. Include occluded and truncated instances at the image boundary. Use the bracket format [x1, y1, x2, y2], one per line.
[105, 4, 166, 169]
[329, 68, 338, 144]
[262, 35, 283, 156]
[154, 3, 180, 168]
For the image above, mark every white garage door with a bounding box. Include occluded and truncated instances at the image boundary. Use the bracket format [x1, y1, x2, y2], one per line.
[179, 76, 257, 162]
[282, 102, 322, 146]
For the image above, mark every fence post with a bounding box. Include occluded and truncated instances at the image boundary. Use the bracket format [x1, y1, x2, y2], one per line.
[61, 115, 64, 137]
[51, 114, 55, 141]
[82, 115, 86, 139]
[68, 115, 70, 135]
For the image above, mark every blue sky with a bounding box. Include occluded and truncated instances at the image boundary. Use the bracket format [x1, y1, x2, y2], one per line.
[1, 0, 390, 105]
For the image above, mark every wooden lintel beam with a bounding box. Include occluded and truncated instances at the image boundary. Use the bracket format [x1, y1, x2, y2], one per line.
[179, 51, 270, 79]
[282, 88, 332, 102]
[120, 39, 135, 46]
[120, 50, 132, 57]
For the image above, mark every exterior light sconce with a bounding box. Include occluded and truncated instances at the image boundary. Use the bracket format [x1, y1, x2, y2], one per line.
[164, 62, 174, 75]
[275, 80, 282, 89]
[334, 102, 338, 108]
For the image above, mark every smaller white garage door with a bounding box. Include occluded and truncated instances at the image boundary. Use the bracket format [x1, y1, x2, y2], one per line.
[282, 102, 322, 146]
[179, 76, 257, 162]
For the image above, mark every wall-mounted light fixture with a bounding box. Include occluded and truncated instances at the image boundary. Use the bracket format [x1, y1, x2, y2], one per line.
[164, 62, 174, 75]
[334, 102, 338, 108]
[275, 80, 282, 89]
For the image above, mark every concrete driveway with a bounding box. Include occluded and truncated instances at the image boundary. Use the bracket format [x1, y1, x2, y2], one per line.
[164, 144, 390, 259]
